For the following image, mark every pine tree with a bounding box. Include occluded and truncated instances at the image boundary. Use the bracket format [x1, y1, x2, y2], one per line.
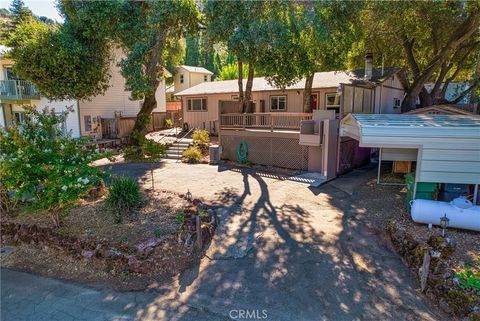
[9, 0, 32, 27]
[184, 34, 200, 66]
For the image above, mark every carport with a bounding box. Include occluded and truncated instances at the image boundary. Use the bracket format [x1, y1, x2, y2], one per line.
[340, 114, 480, 204]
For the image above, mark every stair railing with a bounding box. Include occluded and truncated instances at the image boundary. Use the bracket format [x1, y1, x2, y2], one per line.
[176, 127, 195, 162]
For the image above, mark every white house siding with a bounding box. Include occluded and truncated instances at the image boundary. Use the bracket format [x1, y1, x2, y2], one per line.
[79, 49, 167, 135]
[375, 73, 404, 114]
[174, 67, 212, 94]
[35, 98, 80, 138]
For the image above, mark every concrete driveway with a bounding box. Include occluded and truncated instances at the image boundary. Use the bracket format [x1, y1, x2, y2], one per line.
[1, 162, 444, 321]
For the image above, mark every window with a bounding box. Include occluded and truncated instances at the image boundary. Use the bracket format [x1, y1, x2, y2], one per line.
[187, 98, 207, 111]
[325, 93, 340, 113]
[4, 66, 20, 80]
[394, 98, 401, 109]
[13, 111, 24, 124]
[204, 75, 208, 82]
[270, 95, 287, 111]
[231, 95, 239, 101]
[84, 115, 92, 132]
[180, 74, 184, 84]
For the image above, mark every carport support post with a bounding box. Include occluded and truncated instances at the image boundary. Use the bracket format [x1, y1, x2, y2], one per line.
[474, 184, 478, 205]
[376, 148, 382, 184]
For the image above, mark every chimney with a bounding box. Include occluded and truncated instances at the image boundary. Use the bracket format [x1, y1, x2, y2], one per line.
[365, 52, 373, 80]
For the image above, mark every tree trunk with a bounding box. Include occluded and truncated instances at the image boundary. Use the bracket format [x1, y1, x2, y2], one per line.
[302, 73, 314, 113]
[400, 11, 480, 112]
[243, 64, 255, 112]
[237, 59, 244, 105]
[129, 30, 166, 146]
[130, 94, 157, 145]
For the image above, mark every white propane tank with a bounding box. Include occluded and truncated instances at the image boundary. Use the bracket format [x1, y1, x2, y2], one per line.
[411, 197, 480, 232]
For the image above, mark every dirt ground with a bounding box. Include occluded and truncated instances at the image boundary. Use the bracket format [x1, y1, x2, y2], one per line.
[1, 190, 203, 291]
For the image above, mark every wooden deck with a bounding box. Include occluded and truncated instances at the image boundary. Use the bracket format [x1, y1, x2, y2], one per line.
[219, 113, 312, 132]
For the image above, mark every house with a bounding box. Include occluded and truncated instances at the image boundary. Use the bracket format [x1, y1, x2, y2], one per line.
[78, 48, 170, 137]
[340, 113, 480, 204]
[175, 67, 406, 133]
[0, 45, 80, 137]
[175, 54, 406, 176]
[405, 104, 475, 115]
[173, 65, 213, 94]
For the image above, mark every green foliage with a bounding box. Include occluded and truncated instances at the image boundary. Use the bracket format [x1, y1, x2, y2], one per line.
[454, 259, 480, 296]
[0, 106, 104, 224]
[184, 34, 201, 66]
[164, 118, 174, 129]
[182, 146, 202, 163]
[153, 228, 162, 238]
[105, 177, 143, 223]
[219, 62, 250, 80]
[123, 139, 167, 162]
[7, 16, 112, 100]
[176, 210, 185, 224]
[192, 129, 209, 147]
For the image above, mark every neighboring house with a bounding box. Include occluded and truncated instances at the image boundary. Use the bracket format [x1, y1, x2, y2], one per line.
[0, 45, 80, 137]
[424, 82, 470, 104]
[175, 67, 406, 132]
[173, 65, 213, 94]
[78, 48, 170, 137]
[405, 104, 474, 115]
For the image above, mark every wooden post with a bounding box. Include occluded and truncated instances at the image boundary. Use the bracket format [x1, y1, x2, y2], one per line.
[196, 215, 202, 248]
[420, 251, 430, 292]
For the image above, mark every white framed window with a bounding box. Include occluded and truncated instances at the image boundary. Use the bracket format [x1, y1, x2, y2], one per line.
[180, 74, 184, 84]
[394, 98, 401, 108]
[325, 93, 340, 113]
[270, 95, 287, 111]
[187, 98, 207, 111]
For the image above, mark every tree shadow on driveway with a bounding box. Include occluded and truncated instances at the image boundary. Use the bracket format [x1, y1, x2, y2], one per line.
[133, 166, 444, 321]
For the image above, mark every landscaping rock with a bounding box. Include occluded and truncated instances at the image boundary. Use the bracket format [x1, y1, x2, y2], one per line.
[103, 248, 124, 259]
[81, 250, 94, 259]
[136, 238, 161, 258]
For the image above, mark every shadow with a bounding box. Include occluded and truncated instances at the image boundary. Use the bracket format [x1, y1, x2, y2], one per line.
[99, 162, 165, 186]
[131, 164, 444, 321]
[5, 163, 444, 320]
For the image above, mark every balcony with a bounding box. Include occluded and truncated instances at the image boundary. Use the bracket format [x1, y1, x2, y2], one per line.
[0, 80, 40, 100]
[219, 113, 313, 132]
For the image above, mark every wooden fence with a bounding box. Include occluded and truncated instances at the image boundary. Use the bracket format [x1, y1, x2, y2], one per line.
[101, 112, 179, 139]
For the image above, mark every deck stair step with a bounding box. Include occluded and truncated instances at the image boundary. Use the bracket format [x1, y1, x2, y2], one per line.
[164, 138, 193, 160]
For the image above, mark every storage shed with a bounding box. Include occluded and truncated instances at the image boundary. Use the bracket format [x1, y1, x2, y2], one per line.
[340, 114, 480, 203]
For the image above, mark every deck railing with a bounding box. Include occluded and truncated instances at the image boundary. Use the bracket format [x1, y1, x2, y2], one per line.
[0, 80, 41, 100]
[220, 113, 313, 131]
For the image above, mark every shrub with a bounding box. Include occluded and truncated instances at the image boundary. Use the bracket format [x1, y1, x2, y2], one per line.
[192, 129, 209, 147]
[182, 146, 202, 163]
[0, 106, 104, 226]
[123, 139, 166, 162]
[164, 118, 174, 129]
[105, 177, 143, 223]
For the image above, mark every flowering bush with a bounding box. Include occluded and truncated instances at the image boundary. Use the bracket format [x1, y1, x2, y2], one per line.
[0, 106, 105, 226]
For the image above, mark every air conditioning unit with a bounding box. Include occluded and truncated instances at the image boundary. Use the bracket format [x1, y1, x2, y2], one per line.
[209, 145, 220, 165]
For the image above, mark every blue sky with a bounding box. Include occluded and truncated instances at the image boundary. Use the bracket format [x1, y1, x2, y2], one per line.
[1, 0, 63, 22]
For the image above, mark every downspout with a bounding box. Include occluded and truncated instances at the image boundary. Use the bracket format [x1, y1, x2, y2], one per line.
[76, 100, 81, 137]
